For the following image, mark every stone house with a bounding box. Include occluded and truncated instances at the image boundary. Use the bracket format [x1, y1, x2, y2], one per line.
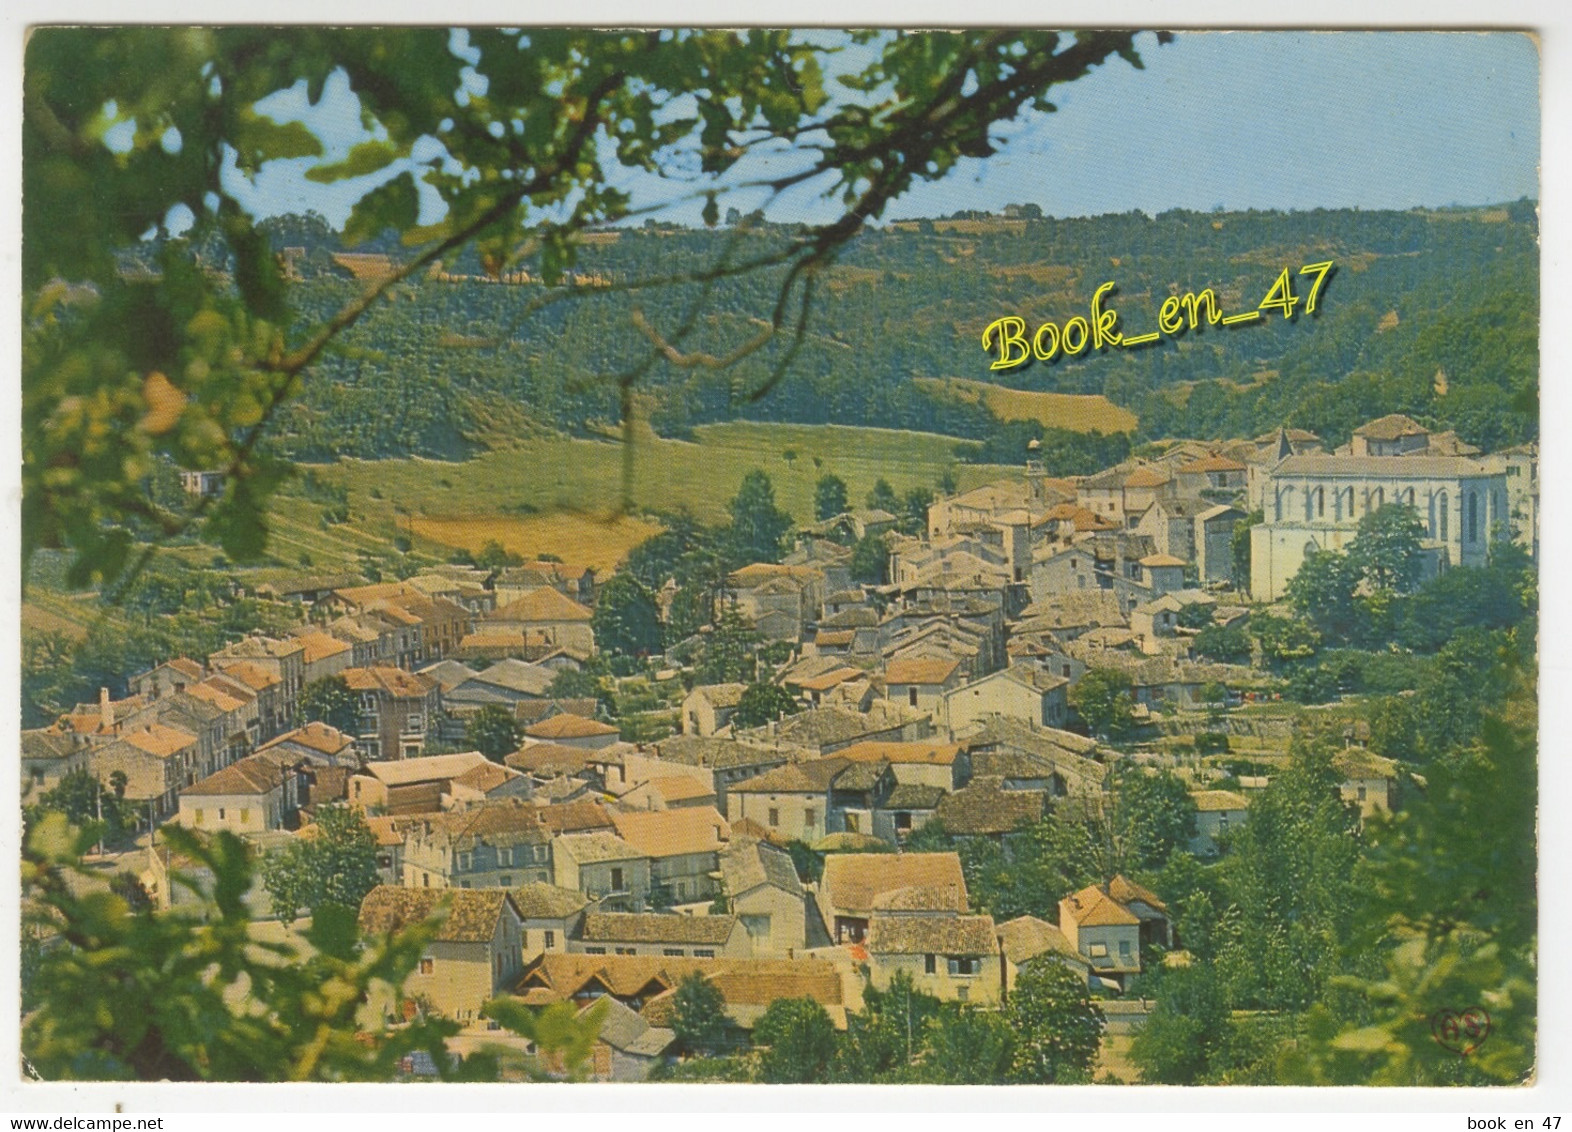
[865, 911, 1000, 1004]
[341, 666, 441, 762]
[719, 837, 809, 957]
[571, 912, 750, 960]
[681, 683, 747, 737]
[817, 851, 968, 945]
[941, 664, 1070, 734]
[177, 750, 306, 834]
[551, 831, 652, 911]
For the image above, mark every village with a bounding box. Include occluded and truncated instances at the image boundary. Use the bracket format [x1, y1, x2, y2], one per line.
[20, 410, 1538, 1082]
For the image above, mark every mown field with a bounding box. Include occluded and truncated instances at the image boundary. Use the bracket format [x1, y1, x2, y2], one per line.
[282, 422, 1016, 573]
[914, 377, 1138, 434]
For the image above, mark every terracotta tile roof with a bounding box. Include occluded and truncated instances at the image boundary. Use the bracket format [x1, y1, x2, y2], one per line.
[357, 886, 515, 943]
[648, 736, 785, 771]
[554, 830, 645, 864]
[342, 666, 437, 700]
[294, 631, 353, 665]
[362, 815, 412, 848]
[934, 777, 1045, 835]
[720, 839, 803, 898]
[182, 754, 292, 797]
[1192, 789, 1251, 812]
[472, 659, 556, 697]
[729, 758, 851, 795]
[650, 775, 716, 804]
[451, 760, 522, 795]
[1123, 466, 1172, 489]
[510, 882, 590, 920]
[518, 954, 843, 1012]
[581, 912, 739, 946]
[525, 714, 619, 741]
[536, 799, 615, 835]
[505, 743, 595, 777]
[360, 752, 491, 787]
[821, 851, 968, 917]
[1273, 454, 1490, 478]
[884, 657, 961, 686]
[997, 915, 1083, 967]
[584, 996, 674, 1057]
[259, 721, 354, 759]
[1108, 874, 1168, 913]
[214, 635, 305, 661]
[122, 722, 199, 758]
[1139, 553, 1188, 568]
[730, 563, 824, 586]
[185, 680, 250, 714]
[210, 660, 281, 692]
[692, 683, 747, 709]
[609, 807, 730, 858]
[1333, 748, 1401, 780]
[792, 667, 865, 693]
[21, 729, 78, 762]
[1178, 455, 1246, 473]
[1062, 883, 1140, 927]
[865, 913, 997, 956]
[836, 740, 961, 766]
[882, 783, 946, 810]
[490, 588, 593, 623]
[1354, 413, 1428, 440]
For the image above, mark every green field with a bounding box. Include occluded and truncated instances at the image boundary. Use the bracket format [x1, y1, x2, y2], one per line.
[287, 422, 1014, 571]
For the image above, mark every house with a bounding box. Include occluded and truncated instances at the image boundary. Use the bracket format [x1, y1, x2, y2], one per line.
[871, 784, 946, 845]
[864, 911, 1000, 1004]
[729, 563, 827, 643]
[341, 667, 441, 762]
[128, 657, 206, 701]
[348, 751, 496, 814]
[483, 588, 596, 657]
[255, 721, 358, 769]
[577, 998, 676, 1082]
[719, 837, 809, 957]
[523, 714, 620, 750]
[208, 635, 306, 724]
[747, 702, 929, 756]
[997, 915, 1091, 994]
[292, 629, 355, 686]
[609, 807, 732, 907]
[552, 831, 652, 911]
[941, 664, 1070, 734]
[1190, 789, 1250, 855]
[401, 799, 554, 890]
[932, 776, 1046, 839]
[817, 851, 968, 944]
[177, 750, 307, 834]
[1194, 503, 1248, 585]
[954, 716, 1106, 797]
[511, 882, 589, 960]
[357, 887, 526, 1023]
[571, 912, 750, 959]
[883, 656, 964, 716]
[20, 729, 89, 799]
[1175, 453, 1248, 495]
[88, 722, 203, 822]
[492, 561, 596, 609]
[834, 739, 968, 791]
[1333, 748, 1403, 818]
[632, 736, 788, 811]
[681, 683, 747, 736]
[618, 775, 719, 813]
[725, 757, 893, 843]
[442, 659, 558, 719]
[1058, 876, 1171, 989]
[1249, 452, 1508, 600]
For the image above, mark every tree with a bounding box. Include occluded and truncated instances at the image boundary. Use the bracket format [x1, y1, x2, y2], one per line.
[670, 972, 729, 1057]
[1128, 964, 1229, 1084]
[26, 28, 1154, 587]
[1285, 546, 1366, 644]
[752, 997, 838, 1083]
[1193, 622, 1252, 665]
[28, 769, 136, 843]
[465, 704, 522, 762]
[1232, 510, 1262, 594]
[22, 816, 480, 1081]
[1250, 611, 1320, 667]
[813, 474, 849, 521]
[300, 675, 359, 734]
[727, 470, 794, 566]
[849, 532, 889, 585]
[694, 605, 761, 685]
[1069, 667, 1135, 740]
[591, 572, 664, 657]
[865, 478, 900, 514]
[547, 667, 599, 700]
[832, 972, 942, 1082]
[1004, 959, 1104, 1084]
[918, 1005, 1015, 1084]
[1348, 502, 1426, 595]
[1111, 767, 1199, 873]
[732, 682, 801, 729]
[898, 486, 934, 536]
[261, 804, 381, 925]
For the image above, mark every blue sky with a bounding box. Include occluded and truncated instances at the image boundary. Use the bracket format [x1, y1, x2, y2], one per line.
[223, 29, 1540, 229]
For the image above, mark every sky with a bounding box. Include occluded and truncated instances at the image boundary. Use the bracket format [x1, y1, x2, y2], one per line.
[217, 29, 1541, 230]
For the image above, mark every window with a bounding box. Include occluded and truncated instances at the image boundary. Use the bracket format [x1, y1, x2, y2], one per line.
[610, 867, 624, 891]
[195, 809, 204, 825]
[218, 808, 226, 820]
[500, 876, 513, 887]
[908, 687, 919, 707]
[1119, 940, 1132, 960]
[457, 852, 473, 871]
[694, 949, 715, 959]
[805, 808, 817, 829]
[419, 958, 434, 975]
[663, 948, 685, 957]
[895, 812, 912, 831]
[925, 954, 937, 975]
[585, 947, 606, 955]
[1088, 943, 1109, 959]
[544, 930, 556, 949]
[422, 875, 430, 888]
[1357, 786, 1368, 802]
[618, 947, 638, 956]
[768, 807, 780, 828]
[948, 957, 980, 976]
[844, 813, 860, 833]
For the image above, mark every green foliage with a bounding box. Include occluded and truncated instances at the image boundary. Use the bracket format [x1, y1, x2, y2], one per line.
[1112, 767, 1199, 873]
[670, 972, 729, 1056]
[299, 674, 359, 734]
[546, 666, 600, 701]
[752, 996, 838, 1083]
[478, 998, 608, 1081]
[693, 604, 762, 685]
[784, 839, 824, 884]
[1003, 959, 1104, 1084]
[591, 572, 664, 657]
[864, 477, 899, 514]
[898, 486, 934, 536]
[1232, 510, 1262, 592]
[831, 972, 943, 1082]
[1250, 611, 1320, 667]
[917, 1004, 1017, 1084]
[849, 532, 889, 585]
[1395, 543, 1534, 652]
[727, 470, 794, 566]
[27, 769, 137, 843]
[813, 473, 848, 521]
[732, 681, 801, 728]
[1176, 601, 1214, 631]
[464, 703, 522, 761]
[260, 804, 381, 925]
[1348, 503, 1427, 594]
[1128, 963, 1230, 1084]
[1069, 666, 1135, 740]
[22, 816, 467, 1081]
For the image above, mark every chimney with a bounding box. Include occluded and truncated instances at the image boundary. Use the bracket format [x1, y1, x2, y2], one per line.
[99, 687, 113, 732]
